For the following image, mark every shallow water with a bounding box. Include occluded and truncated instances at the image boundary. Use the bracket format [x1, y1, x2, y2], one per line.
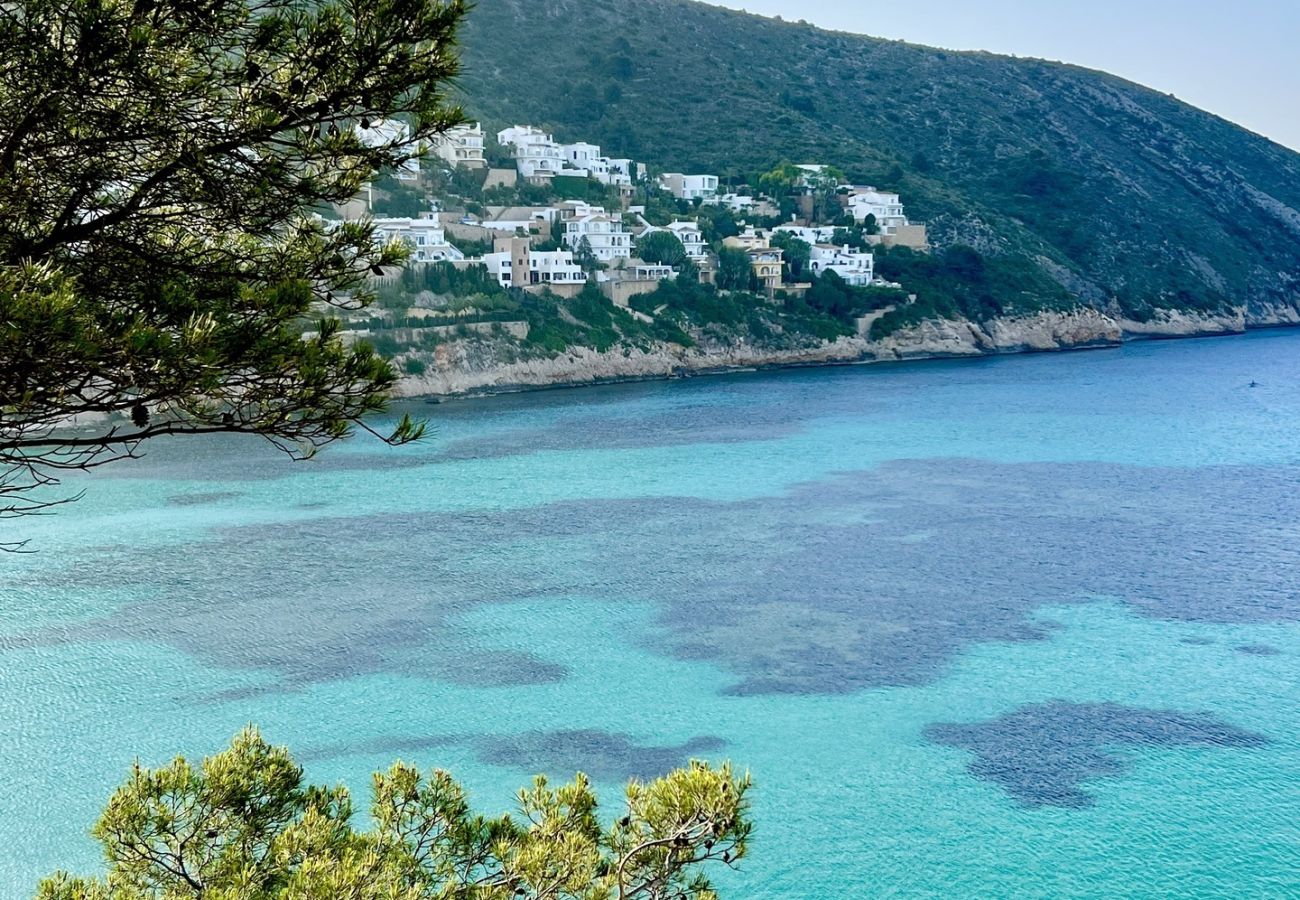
[3, 332, 1299, 897]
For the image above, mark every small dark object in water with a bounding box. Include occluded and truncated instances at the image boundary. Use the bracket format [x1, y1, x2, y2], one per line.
[1249, 380, 1260, 388]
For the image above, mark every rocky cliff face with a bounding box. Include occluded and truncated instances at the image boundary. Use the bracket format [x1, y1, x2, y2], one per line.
[397, 307, 1294, 399]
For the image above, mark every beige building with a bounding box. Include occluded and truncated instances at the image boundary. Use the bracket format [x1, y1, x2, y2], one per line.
[430, 122, 486, 169]
[723, 229, 785, 293]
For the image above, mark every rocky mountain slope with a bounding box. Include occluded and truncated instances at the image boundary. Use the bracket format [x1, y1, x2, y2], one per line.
[455, 0, 1300, 323]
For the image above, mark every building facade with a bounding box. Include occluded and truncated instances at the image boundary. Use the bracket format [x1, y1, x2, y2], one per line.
[659, 173, 720, 201]
[809, 244, 875, 286]
[564, 213, 632, 262]
[371, 210, 463, 262]
[430, 122, 486, 169]
[480, 237, 587, 290]
[846, 188, 907, 231]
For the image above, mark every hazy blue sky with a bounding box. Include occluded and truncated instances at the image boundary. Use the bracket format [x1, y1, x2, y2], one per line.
[709, 0, 1300, 151]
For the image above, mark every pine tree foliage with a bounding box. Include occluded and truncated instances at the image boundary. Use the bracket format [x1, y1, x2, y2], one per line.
[0, 0, 470, 534]
[37, 728, 753, 900]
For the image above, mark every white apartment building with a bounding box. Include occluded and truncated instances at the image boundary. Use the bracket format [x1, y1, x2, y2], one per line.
[371, 210, 463, 262]
[809, 244, 875, 286]
[564, 213, 632, 261]
[357, 118, 421, 180]
[659, 173, 720, 201]
[430, 122, 485, 169]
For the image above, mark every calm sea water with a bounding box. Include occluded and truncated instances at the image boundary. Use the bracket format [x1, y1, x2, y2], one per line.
[3, 332, 1300, 897]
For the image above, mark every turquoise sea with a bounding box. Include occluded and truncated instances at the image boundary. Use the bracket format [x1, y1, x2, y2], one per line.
[3, 331, 1300, 897]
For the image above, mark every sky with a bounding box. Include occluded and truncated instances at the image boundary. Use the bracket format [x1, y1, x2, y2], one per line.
[708, 0, 1300, 152]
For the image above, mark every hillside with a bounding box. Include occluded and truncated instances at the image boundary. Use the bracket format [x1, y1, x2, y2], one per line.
[453, 0, 1300, 323]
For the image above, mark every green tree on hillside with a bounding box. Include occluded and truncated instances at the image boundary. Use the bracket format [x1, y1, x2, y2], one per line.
[573, 236, 605, 273]
[37, 728, 753, 900]
[636, 231, 689, 268]
[769, 233, 812, 281]
[0, 0, 469, 534]
[757, 161, 804, 196]
[716, 247, 753, 292]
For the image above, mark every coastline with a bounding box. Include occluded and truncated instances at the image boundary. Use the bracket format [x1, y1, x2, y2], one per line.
[395, 304, 1300, 402]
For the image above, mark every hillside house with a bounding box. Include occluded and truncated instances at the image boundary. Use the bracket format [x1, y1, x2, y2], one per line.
[357, 118, 421, 180]
[773, 224, 837, 245]
[846, 188, 906, 229]
[564, 212, 632, 262]
[724, 226, 771, 252]
[846, 187, 929, 250]
[703, 192, 759, 213]
[724, 230, 784, 292]
[639, 220, 707, 259]
[598, 260, 674, 306]
[556, 142, 633, 187]
[479, 206, 556, 234]
[659, 173, 720, 201]
[809, 244, 875, 286]
[480, 237, 587, 294]
[748, 248, 785, 292]
[371, 210, 463, 262]
[665, 221, 707, 258]
[497, 126, 564, 182]
[430, 122, 486, 169]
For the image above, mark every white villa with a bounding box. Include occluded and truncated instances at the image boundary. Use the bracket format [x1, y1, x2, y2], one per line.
[497, 126, 640, 188]
[809, 244, 875, 286]
[639, 220, 707, 259]
[497, 126, 564, 181]
[773, 223, 838, 245]
[629, 262, 675, 280]
[554, 199, 606, 220]
[665, 221, 707, 258]
[702, 192, 759, 212]
[563, 212, 632, 262]
[357, 118, 421, 180]
[480, 237, 587, 290]
[659, 173, 720, 201]
[430, 122, 485, 169]
[846, 188, 906, 230]
[371, 210, 463, 262]
[845, 187, 929, 249]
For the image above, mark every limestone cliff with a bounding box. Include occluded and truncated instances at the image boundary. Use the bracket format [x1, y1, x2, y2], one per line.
[396, 305, 1296, 399]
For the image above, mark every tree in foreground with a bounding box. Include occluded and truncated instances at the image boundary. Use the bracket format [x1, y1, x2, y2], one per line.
[37, 728, 752, 900]
[0, 0, 470, 536]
